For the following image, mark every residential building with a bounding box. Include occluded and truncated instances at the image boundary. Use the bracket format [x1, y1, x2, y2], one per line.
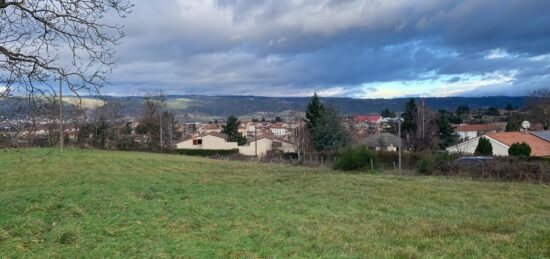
[269, 125, 287, 136]
[360, 133, 402, 152]
[446, 131, 550, 157]
[176, 132, 297, 157]
[238, 136, 297, 157]
[455, 124, 503, 141]
[176, 132, 237, 150]
[355, 115, 382, 124]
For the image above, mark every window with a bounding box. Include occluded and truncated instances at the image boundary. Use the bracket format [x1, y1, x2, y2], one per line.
[193, 139, 203, 145]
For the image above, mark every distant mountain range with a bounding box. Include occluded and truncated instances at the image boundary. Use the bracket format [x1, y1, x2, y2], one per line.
[102, 95, 526, 117]
[2, 95, 526, 118]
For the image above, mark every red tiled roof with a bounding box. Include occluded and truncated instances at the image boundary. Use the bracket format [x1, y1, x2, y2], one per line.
[486, 132, 550, 157]
[355, 115, 382, 123]
[456, 124, 500, 132]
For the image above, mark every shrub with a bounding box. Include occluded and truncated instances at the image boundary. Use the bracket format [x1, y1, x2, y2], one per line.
[439, 157, 550, 184]
[508, 142, 531, 157]
[176, 149, 239, 157]
[334, 146, 378, 171]
[475, 137, 493, 156]
[417, 155, 435, 174]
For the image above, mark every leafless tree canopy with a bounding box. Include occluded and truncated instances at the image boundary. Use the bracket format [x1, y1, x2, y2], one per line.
[0, 0, 132, 99]
[527, 88, 550, 130]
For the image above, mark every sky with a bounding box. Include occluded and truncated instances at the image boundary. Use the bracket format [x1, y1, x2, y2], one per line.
[105, 0, 550, 98]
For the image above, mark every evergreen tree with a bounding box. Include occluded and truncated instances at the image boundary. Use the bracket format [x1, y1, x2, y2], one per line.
[305, 93, 324, 135]
[508, 142, 531, 157]
[448, 114, 463, 124]
[435, 111, 458, 149]
[381, 108, 396, 118]
[505, 103, 515, 112]
[475, 137, 493, 156]
[487, 107, 500, 116]
[312, 105, 351, 151]
[505, 114, 523, 132]
[401, 99, 418, 132]
[222, 115, 247, 145]
[456, 105, 470, 117]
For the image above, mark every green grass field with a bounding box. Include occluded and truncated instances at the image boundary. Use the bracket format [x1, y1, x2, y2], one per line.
[1, 149, 549, 258]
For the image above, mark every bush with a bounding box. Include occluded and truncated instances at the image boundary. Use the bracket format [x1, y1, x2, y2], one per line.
[417, 155, 435, 174]
[438, 157, 550, 184]
[508, 142, 531, 157]
[475, 137, 493, 156]
[334, 146, 378, 171]
[176, 149, 239, 157]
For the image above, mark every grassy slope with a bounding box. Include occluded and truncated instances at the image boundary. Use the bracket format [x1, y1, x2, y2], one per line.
[0, 149, 549, 258]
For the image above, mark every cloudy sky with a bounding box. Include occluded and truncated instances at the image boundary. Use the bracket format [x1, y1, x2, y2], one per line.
[106, 0, 550, 98]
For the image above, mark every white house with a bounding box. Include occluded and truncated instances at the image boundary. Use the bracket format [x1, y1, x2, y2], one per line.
[446, 131, 550, 157]
[176, 132, 238, 150]
[446, 135, 509, 156]
[238, 136, 297, 157]
[176, 132, 298, 157]
[269, 126, 287, 136]
[360, 133, 402, 152]
[455, 124, 502, 141]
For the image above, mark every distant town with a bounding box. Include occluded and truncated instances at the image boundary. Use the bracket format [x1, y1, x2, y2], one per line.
[1, 93, 548, 160]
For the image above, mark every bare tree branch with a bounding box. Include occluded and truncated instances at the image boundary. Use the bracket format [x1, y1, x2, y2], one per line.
[0, 0, 132, 101]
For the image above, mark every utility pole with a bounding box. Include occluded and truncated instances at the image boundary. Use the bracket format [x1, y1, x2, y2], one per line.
[159, 90, 164, 152]
[59, 77, 64, 150]
[254, 123, 258, 158]
[398, 118, 401, 173]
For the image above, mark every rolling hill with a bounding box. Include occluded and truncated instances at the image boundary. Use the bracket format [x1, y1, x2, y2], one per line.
[1, 95, 526, 118]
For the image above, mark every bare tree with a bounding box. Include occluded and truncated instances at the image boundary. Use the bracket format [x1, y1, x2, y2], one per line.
[293, 118, 310, 162]
[527, 89, 550, 130]
[158, 90, 166, 151]
[413, 99, 435, 151]
[0, 0, 132, 100]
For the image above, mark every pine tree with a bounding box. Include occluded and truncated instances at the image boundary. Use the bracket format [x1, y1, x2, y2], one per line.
[222, 115, 247, 146]
[401, 99, 418, 132]
[505, 114, 523, 132]
[305, 93, 324, 135]
[381, 108, 396, 118]
[487, 107, 500, 116]
[456, 105, 470, 117]
[312, 105, 351, 151]
[435, 112, 458, 149]
[475, 137, 493, 156]
[505, 103, 515, 112]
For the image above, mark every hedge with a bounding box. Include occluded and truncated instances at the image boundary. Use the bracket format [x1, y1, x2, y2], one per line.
[175, 148, 239, 157]
[334, 146, 378, 171]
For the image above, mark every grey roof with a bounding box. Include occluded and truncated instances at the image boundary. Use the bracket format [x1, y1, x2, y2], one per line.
[532, 131, 550, 143]
[360, 133, 402, 147]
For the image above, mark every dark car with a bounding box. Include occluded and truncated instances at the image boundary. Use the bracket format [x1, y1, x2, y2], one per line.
[455, 156, 494, 166]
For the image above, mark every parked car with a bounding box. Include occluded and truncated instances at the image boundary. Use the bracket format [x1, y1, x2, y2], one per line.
[455, 156, 494, 168]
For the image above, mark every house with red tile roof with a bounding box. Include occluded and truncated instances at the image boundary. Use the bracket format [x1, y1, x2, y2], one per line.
[355, 115, 382, 124]
[447, 131, 550, 157]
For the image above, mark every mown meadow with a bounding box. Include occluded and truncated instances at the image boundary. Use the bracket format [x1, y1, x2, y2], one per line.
[0, 148, 549, 257]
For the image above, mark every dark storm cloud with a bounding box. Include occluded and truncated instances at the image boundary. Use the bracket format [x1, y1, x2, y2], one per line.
[106, 0, 550, 97]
